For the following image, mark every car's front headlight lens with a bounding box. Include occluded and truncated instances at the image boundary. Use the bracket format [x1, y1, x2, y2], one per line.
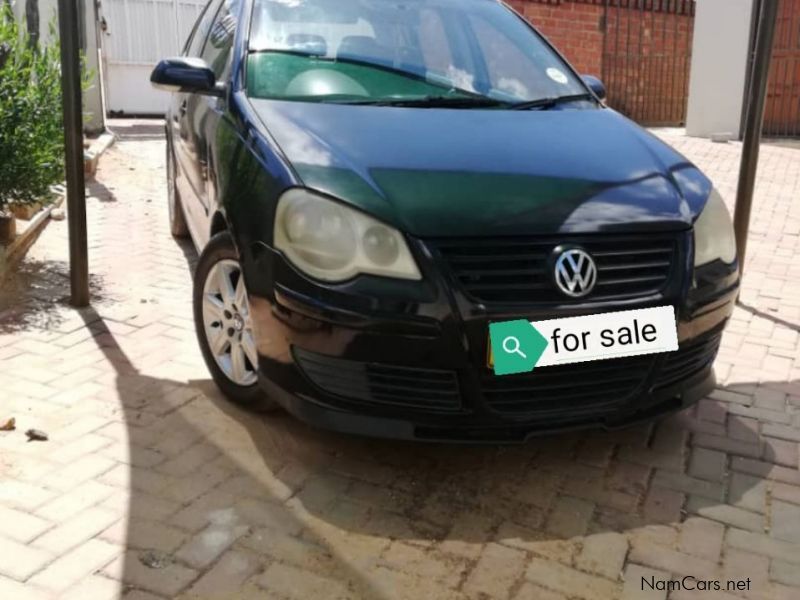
[694, 188, 737, 267]
[274, 189, 421, 282]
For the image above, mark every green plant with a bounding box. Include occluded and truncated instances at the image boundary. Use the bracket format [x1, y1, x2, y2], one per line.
[0, 8, 64, 214]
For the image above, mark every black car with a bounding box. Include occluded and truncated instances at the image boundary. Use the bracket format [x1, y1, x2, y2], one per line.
[151, 0, 739, 441]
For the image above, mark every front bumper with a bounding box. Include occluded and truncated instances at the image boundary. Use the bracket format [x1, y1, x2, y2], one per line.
[245, 234, 738, 443]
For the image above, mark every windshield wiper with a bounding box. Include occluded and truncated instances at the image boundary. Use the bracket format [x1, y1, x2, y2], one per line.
[335, 96, 508, 108]
[511, 93, 595, 111]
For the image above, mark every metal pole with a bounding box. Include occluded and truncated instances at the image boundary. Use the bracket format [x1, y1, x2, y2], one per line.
[734, 0, 779, 276]
[57, 0, 90, 306]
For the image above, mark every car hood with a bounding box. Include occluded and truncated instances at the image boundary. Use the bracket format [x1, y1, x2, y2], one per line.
[250, 99, 712, 237]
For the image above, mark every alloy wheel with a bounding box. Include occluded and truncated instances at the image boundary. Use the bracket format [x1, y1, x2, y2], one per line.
[201, 259, 259, 386]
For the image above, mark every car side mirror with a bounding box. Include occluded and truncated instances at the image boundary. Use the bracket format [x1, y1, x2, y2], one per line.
[582, 75, 606, 102]
[150, 57, 225, 97]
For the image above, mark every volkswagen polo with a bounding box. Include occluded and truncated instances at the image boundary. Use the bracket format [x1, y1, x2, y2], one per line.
[151, 0, 739, 441]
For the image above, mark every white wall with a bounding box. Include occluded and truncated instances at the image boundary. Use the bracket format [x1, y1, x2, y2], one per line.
[686, 0, 756, 139]
[10, 0, 106, 133]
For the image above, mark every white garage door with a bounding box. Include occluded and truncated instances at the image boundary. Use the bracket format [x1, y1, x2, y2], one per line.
[101, 0, 209, 115]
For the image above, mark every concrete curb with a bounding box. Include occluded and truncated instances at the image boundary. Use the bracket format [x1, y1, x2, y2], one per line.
[85, 131, 116, 178]
[0, 188, 66, 280]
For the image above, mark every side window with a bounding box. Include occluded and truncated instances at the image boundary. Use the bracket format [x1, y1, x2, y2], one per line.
[186, 0, 224, 57]
[201, 0, 242, 78]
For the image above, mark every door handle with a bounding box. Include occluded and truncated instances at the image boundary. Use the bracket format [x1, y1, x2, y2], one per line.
[179, 100, 188, 116]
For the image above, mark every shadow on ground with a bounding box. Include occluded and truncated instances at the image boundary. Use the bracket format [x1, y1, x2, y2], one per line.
[0, 258, 108, 333]
[83, 305, 785, 598]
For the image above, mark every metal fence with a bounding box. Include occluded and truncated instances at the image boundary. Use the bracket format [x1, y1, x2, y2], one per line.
[601, 0, 696, 126]
[759, 0, 800, 137]
[523, 0, 696, 126]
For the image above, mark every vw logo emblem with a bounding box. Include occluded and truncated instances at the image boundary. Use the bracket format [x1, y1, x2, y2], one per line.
[553, 248, 598, 298]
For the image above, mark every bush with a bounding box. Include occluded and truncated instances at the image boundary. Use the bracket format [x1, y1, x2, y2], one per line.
[0, 8, 64, 214]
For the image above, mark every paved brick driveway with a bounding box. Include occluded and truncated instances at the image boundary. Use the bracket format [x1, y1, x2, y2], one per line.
[1, 123, 799, 600]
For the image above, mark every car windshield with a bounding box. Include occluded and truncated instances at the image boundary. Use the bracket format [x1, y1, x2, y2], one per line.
[246, 0, 591, 107]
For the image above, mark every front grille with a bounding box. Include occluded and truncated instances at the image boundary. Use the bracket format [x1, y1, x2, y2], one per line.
[431, 234, 679, 305]
[481, 355, 655, 417]
[294, 348, 462, 413]
[652, 331, 722, 391]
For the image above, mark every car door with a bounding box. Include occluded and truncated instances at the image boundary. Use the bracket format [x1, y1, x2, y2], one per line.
[172, 0, 224, 244]
[187, 0, 242, 248]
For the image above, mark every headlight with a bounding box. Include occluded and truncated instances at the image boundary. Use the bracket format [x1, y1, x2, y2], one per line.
[693, 188, 737, 267]
[274, 189, 422, 282]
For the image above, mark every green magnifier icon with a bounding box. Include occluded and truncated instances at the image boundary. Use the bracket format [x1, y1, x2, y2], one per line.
[489, 320, 548, 376]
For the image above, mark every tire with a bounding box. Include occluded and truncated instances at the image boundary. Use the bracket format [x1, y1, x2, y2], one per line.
[193, 232, 279, 411]
[166, 142, 189, 239]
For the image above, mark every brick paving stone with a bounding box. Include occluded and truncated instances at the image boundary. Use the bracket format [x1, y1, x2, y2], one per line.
[380, 542, 467, 588]
[183, 549, 261, 598]
[463, 543, 527, 599]
[754, 387, 787, 411]
[174, 522, 249, 570]
[545, 496, 595, 538]
[727, 529, 800, 564]
[0, 575, 51, 600]
[102, 550, 199, 597]
[678, 517, 725, 561]
[689, 447, 728, 482]
[34, 480, 117, 522]
[732, 457, 800, 486]
[772, 482, 800, 506]
[762, 424, 800, 443]
[695, 433, 763, 459]
[686, 495, 764, 532]
[643, 486, 685, 524]
[0, 536, 54, 582]
[437, 512, 496, 560]
[629, 538, 721, 580]
[0, 481, 55, 512]
[31, 506, 120, 555]
[123, 590, 167, 600]
[99, 518, 187, 553]
[652, 470, 724, 501]
[575, 531, 628, 580]
[28, 538, 120, 593]
[233, 497, 303, 537]
[771, 501, 800, 544]
[239, 529, 337, 575]
[722, 547, 770, 591]
[59, 575, 119, 600]
[513, 582, 569, 600]
[257, 563, 351, 600]
[0, 506, 53, 544]
[771, 560, 800, 587]
[728, 472, 767, 514]
[525, 557, 621, 600]
[762, 437, 799, 468]
[363, 565, 468, 600]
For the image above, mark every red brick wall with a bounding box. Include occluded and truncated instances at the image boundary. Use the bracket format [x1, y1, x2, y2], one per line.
[505, 0, 696, 125]
[506, 0, 605, 76]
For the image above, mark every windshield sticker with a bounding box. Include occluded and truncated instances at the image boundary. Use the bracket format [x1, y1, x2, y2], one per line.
[547, 68, 569, 85]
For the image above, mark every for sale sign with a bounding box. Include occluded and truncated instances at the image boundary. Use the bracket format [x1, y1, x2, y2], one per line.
[489, 306, 679, 377]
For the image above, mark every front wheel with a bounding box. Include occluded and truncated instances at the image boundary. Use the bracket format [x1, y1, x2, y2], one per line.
[193, 232, 278, 411]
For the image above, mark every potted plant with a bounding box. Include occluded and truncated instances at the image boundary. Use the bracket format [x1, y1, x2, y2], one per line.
[0, 8, 64, 244]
